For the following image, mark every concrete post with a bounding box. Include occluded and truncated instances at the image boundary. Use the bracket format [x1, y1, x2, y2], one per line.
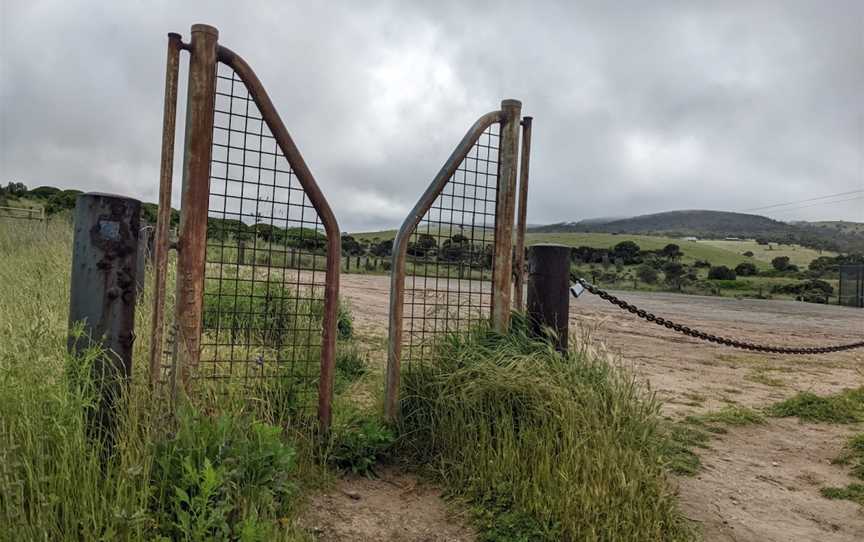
[527, 244, 570, 352]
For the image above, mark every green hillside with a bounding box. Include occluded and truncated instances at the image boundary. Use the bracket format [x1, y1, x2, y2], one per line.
[532, 210, 864, 254]
[349, 229, 792, 269]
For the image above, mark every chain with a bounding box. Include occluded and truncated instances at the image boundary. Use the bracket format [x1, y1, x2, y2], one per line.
[570, 275, 864, 355]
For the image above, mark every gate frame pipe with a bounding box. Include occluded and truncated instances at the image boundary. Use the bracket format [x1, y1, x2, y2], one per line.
[149, 31, 183, 388]
[174, 24, 219, 390]
[513, 116, 533, 312]
[490, 99, 522, 333]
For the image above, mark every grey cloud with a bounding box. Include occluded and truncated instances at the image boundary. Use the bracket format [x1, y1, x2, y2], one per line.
[1, 0, 861, 231]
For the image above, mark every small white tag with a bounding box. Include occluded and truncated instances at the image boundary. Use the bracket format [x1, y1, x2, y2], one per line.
[570, 283, 585, 298]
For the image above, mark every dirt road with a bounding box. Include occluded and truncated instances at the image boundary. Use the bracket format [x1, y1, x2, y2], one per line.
[333, 273, 864, 541]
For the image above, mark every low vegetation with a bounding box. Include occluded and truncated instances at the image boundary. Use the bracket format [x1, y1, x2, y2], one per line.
[767, 388, 864, 424]
[398, 318, 694, 541]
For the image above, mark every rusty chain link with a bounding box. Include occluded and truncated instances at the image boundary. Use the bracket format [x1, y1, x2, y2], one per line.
[570, 275, 864, 355]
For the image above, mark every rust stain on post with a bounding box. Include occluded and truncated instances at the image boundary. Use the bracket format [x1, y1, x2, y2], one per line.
[513, 116, 533, 312]
[175, 24, 218, 389]
[149, 32, 183, 388]
[491, 99, 522, 333]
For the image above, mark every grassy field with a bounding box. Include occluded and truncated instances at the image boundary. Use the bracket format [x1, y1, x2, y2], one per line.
[0, 219, 697, 540]
[699, 238, 834, 268]
[352, 229, 832, 271]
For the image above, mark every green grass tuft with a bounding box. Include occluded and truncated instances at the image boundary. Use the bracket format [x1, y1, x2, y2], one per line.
[767, 388, 864, 423]
[397, 317, 694, 541]
[820, 484, 864, 506]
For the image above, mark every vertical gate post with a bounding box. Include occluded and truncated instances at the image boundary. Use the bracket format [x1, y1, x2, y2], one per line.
[513, 116, 533, 312]
[491, 99, 522, 333]
[68, 193, 141, 446]
[175, 24, 219, 388]
[149, 32, 183, 387]
[527, 244, 570, 352]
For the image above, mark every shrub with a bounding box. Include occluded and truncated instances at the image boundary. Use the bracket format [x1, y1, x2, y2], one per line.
[734, 262, 758, 276]
[771, 256, 798, 272]
[636, 264, 659, 284]
[693, 259, 711, 268]
[743, 251, 754, 257]
[708, 265, 736, 280]
[398, 320, 692, 540]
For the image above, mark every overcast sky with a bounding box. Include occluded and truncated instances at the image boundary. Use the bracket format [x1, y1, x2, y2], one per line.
[1, 0, 862, 231]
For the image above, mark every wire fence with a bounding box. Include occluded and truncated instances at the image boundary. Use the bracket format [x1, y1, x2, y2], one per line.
[196, 62, 330, 408]
[402, 123, 501, 369]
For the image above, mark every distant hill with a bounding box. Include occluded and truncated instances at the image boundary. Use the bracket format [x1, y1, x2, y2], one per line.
[531, 210, 864, 253]
[806, 220, 864, 236]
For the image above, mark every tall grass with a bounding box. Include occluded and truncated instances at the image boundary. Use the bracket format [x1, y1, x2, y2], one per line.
[398, 318, 694, 541]
[0, 221, 317, 540]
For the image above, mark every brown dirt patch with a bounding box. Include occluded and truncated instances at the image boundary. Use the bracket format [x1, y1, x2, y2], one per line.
[300, 467, 475, 542]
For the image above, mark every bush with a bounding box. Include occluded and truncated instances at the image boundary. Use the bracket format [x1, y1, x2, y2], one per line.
[398, 320, 692, 540]
[693, 260, 711, 268]
[771, 256, 798, 272]
[743, 251, 754, 257]
[636, 264, 659, 284]
[734, 262, 758, 276]
[708, 265, 736, 280]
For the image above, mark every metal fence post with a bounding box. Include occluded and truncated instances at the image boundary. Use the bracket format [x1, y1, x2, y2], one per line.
[149, 32, 183, 387]
[175, 24, 218, 388]
[491, 99, 522, 333]
[527, 244, 570, 352]
[513, 116, 533, 312]
[68, 193, 141, 446]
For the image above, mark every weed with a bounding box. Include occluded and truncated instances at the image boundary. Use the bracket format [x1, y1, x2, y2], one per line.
[337, 301, 354, 340]
[327, 413, 395, 477]
[150, 407, 298, 539]
[334, 342, 368, 392]
[767, 388, 864, 423]
[664, 406, 764, 477]
[745, 368, 785, 387]
[662, 422, 712, 476]
[820, 484, 864, 506]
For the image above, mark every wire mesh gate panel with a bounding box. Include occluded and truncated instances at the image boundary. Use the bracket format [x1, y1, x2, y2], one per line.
[150, 25, 341, 427]
[385, 101, 526, 419]
[839, 264, 864, 308]
[401, 122, 500, 365]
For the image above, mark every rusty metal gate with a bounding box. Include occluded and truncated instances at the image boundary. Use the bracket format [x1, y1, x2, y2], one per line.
[149, 25, 341, 428]
[384, 101, 532, 419]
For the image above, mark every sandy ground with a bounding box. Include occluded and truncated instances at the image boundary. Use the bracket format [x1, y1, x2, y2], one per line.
[309, 273, 864, 541]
